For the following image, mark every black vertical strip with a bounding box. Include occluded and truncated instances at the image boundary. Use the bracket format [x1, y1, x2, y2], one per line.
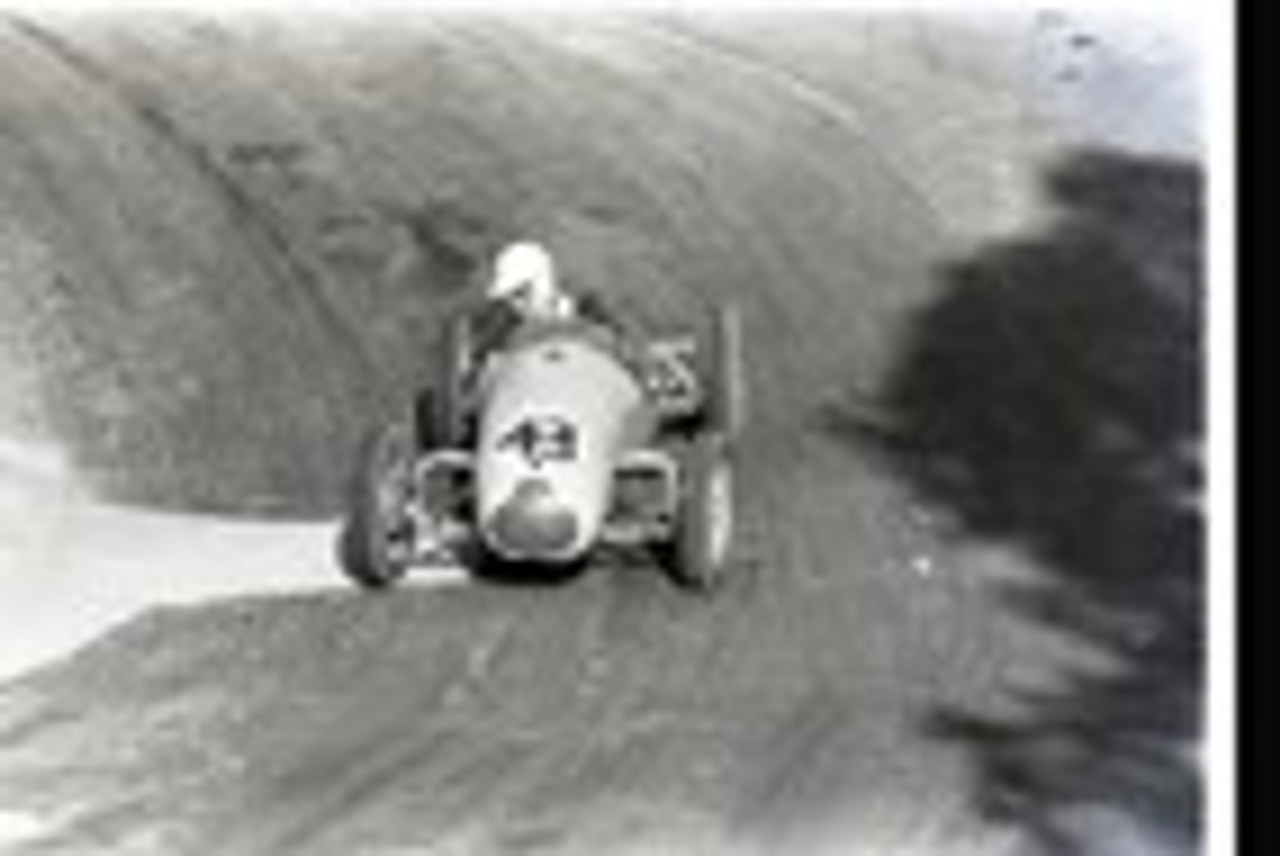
[1236, 0, 1253, 852]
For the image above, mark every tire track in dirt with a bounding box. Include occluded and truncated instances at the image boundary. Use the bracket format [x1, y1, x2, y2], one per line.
[9, 16, 385, 413]
[622, 18, 955, 237]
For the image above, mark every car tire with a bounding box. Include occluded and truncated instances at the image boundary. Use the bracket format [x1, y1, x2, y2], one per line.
[412, 387, 441, 452]
[337, 421, 417, 590]
[669, 433, 735, 593]
[434, 315, 472, 447]
[700, 304, 745, 443]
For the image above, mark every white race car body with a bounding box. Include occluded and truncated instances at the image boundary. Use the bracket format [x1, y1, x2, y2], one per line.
[475, 325, 656, 561]
[337, 294, 739, 590]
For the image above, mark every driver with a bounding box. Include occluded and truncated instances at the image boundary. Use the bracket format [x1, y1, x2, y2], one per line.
[466, 239, 641, 388]
[487, 240, 578, 323]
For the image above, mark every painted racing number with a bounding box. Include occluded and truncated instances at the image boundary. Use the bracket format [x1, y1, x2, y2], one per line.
[498, 415, 578, 469]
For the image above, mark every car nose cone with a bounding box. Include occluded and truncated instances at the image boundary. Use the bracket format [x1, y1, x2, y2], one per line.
[488, 479, 579, 560]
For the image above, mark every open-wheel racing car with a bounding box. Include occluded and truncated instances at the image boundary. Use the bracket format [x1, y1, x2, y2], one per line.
[336, 288, 745, 593]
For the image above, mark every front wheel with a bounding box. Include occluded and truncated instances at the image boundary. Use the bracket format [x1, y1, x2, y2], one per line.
[668, 433, 735, 593]
[337, 422, 418, 590]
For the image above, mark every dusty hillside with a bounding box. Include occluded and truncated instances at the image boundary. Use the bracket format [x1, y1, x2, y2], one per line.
[0, 13, 1060, 516]
[0, 12, 1202, 856]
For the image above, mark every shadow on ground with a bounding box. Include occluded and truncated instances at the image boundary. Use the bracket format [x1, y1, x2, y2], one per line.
[821, 148, 1204, 855]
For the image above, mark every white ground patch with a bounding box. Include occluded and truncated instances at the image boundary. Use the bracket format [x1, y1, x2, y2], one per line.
[0, 808, 52, 847]
[1017, 10, 1201, 157]
[0, 435, 469, 683]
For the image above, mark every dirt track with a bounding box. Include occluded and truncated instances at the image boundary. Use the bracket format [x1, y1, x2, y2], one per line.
[0, 13, 1201, 856]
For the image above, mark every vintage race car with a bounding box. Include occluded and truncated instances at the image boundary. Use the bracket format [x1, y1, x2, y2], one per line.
[336, 295, 744, 592]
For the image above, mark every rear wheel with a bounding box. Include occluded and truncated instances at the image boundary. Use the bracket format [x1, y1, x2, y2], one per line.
[412, 387, 442, 452]
[434, 315, 472, 446]
[337, 421, 418, 590]
[669, 433, 735, 593]
[699, 304, 745, 443]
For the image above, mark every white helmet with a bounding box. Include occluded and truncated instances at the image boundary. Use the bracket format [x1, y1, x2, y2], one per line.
[489, 241, 575, 320]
